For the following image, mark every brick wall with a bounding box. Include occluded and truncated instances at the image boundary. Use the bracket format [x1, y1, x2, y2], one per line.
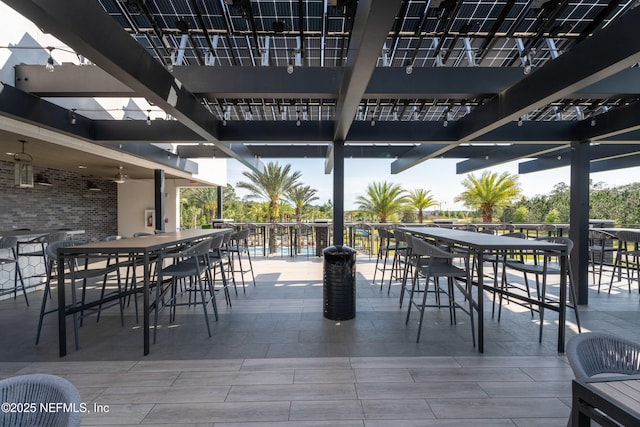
[0, 160, 117, 242]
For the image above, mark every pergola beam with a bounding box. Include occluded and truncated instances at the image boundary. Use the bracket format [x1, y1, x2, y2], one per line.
[333, 0, 404, 143]
[459, 6, 640, 142]
[4, 0, 263, 172]
[16, 65, 640, 100]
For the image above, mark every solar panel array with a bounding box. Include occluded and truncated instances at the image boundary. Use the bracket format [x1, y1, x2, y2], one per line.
[97, 0, 637, 123]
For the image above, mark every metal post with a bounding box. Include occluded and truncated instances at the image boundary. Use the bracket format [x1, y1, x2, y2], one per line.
[216, 185, 223, 219]
[154, 169, 165, 232]
[333, 140, 344, 246]
[569, 140, 590, 304]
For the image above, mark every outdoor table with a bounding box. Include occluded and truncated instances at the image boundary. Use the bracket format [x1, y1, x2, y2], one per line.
[571, 375, 640, 426]
[401, 227, 569, 353]
[56, 229, 224, 357]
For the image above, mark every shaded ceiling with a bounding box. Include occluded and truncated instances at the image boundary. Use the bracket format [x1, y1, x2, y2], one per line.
[2, 0, 640, 177]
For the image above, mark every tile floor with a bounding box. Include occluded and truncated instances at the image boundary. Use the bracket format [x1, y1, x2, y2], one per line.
[1, 249, 638, 426]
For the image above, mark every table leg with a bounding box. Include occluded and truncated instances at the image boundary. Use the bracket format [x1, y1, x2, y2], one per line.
[559, 251, 567, 353]
[58, 253, 67, 357]
[143, 252, 150, 355]
[476, 250, 484, 353]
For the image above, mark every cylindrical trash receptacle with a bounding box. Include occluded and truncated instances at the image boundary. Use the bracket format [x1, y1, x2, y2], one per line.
[323, 245, 356, 320]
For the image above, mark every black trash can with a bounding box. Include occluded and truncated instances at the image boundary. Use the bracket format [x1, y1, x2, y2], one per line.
[323, 245, 356, 320]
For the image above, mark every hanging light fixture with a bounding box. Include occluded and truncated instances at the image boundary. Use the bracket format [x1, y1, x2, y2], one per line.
[45, 47, 55, 72]
[146, 110, 152, 126]
[70, 109, 77, 125]
[13, 140, 33, 188]
[113, 166, 127, 184]
[87, 181, 101, 191]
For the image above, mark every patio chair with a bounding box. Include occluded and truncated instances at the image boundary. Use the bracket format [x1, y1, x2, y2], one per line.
[385, 227, 409, 294]
[587, 229, 616, 292]
[36, 239, 124, 349]
[609, 229, 640, 294]
[225, 228, 256, 292]
[373, 227, 398, 288]
[0, 373, 82, 427]
[153, 238, 217, 343]
[405, 236, 475, 346]
[0, 236, 28, 305]
[501, 236, 581, 342]
[16, 231, 69, 281]
[567, 332, 640, 379]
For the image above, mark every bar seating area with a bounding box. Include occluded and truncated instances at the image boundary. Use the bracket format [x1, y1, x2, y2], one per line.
[2, 243, 640, 425]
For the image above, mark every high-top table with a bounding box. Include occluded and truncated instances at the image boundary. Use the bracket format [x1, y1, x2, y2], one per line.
[402, 227, 569, 353]
[56, 229, 224, 357]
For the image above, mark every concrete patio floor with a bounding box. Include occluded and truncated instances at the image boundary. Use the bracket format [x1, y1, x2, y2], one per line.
[1, 251, 638, 426]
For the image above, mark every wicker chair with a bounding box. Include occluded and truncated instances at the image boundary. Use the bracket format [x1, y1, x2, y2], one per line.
[567, 332, 640, 379]
[0, 373, 82, 426]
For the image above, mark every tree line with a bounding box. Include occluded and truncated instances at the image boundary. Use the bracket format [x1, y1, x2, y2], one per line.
[181, 163, 640, 228]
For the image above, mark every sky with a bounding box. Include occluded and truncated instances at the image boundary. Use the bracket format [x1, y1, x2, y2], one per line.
[227, 156, 640, 211]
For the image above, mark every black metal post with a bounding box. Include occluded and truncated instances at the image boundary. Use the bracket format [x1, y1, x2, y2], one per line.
[216, 185, 223, 219]
[154, 169, 165, 232]
[569, 140, 590, 305]
[333, 140, 344, 246]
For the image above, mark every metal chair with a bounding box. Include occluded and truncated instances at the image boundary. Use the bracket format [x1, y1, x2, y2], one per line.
[609, 229, 640, 293]
[153, 238, 218, 343]
[225, 228, 256, 292]
[587, 229, 616, 292]
[373, 228, 398, 288]
[0, 236, 28, 305]
[405, 236, 475, 346]
[501, 236, 581, 342]
[16, 231, 69, 281]
[0, 373, 82, 427]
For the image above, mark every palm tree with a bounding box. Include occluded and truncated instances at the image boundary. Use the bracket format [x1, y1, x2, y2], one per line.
[407, 189, 437, 223]
[237, 162, 302, 222]
[286, 185, 319, 221]
[356, 181, 407, 223]
[190, 187, 218, 223]
[454, 171, 521, 222]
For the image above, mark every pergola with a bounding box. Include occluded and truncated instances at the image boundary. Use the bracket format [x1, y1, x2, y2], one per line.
[2, 0, 640, 304]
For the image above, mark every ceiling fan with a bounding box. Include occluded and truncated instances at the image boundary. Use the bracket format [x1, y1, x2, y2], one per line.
[113, 166, 128, 184]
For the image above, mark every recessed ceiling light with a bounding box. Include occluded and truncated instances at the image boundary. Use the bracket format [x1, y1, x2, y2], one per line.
[78, 165, 87, 169]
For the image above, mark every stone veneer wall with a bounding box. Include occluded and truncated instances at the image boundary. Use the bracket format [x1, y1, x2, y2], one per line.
[0, 160, 117, 242]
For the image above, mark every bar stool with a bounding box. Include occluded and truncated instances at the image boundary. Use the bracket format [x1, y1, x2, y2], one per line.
[225, 228, 256, 292]
[500, 236, 581, 342]
[587, 229, 616, 292]
[153, 238, 218, 343]
[405, 236, 475, 346]
[36, 239, 123, 350]
[373, 228, 397, 288]
[17, 231, 69, 281]
[207, 233, 233, 306]
[0, 237, 28, 305]
[386, 227, 408, 294]
[609, 229, 640, 293]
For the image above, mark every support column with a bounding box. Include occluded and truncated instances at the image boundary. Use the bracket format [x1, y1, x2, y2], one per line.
[154, 169, 165, 232]
[333, 140, 345, 246]
[569, 140, 590, 304]
[216, 185, 223, 219]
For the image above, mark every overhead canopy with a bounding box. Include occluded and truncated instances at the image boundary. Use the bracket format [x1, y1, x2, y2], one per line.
[2, 0, 640, 175]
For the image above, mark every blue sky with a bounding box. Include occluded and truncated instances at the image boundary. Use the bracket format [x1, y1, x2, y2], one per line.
[227, 157, 640, 211]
